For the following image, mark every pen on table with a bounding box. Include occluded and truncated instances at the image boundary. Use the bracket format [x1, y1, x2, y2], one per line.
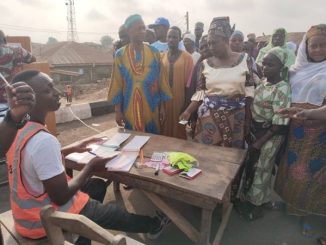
[154, 162, 160, 176]
[89, 151, 98, 157]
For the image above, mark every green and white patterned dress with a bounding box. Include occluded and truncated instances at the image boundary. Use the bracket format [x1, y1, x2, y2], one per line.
[246, 79, 291, 206]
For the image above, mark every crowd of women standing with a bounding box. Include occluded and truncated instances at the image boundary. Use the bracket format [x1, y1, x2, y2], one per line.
[108, 14, 325, 243]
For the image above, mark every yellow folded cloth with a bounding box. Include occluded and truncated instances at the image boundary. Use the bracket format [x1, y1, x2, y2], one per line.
[167, 152, 198, 171]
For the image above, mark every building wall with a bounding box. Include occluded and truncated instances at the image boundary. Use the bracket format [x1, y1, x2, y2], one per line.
[51, 64, 112, 83]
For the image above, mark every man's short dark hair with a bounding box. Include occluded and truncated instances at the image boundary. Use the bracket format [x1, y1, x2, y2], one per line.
[170, 26, 182, 39]
[11, 70, 40, 85]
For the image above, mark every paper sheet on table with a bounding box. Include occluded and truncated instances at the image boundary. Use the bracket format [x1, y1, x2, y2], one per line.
[65, 152, 95, 164]
[92, 145, 121, 158]
[122, 136, 150, 151]
[105, 151, 139, 172]
[102, 133, 130, 148]
[65, 144, 121, 164]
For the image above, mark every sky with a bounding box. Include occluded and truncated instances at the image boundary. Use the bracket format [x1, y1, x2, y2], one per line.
[0, 0, 325, 44]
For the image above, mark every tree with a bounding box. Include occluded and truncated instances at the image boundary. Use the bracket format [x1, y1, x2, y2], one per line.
[100, 35, 113, 49]
[47, 37, 58, 44]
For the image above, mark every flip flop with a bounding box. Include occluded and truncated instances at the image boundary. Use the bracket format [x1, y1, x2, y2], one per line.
[262, 201, 285, 210]
[301, 223, 317, 238]
[317, 237, 326, 245]
[234, 200, 264, 221]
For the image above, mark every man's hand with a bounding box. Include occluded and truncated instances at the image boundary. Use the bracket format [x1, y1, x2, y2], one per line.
[88, 157, 112, 172]
[179, 110, 191, 122]
[115, 111, 125, 127]
[73, 138, 103, 153]
[159, 106, 166, 125]
[277, 107, 305, 119]
[5, 82, 35, 122]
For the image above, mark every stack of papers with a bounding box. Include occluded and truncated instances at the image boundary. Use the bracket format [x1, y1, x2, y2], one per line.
[102, 133, 130, 148]
[105, 151, 139, 172]
[106, 135, 150, 172]
[65, 133, 130, 164]
[122, 136, 150, 151]
[65, 151, 95, 164]
[66, 134, 151, 173]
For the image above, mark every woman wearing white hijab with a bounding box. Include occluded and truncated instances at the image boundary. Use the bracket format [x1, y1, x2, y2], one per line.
[275, 24, 326, 237]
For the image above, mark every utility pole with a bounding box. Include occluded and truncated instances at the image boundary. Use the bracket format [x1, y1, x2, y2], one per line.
[185, 12, 189, 32]
[65, 0, 78, 42]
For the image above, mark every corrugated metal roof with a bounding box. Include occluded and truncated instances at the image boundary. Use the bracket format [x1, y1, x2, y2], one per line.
[256, 32, 305, 46]
[32, 41, 113, 66]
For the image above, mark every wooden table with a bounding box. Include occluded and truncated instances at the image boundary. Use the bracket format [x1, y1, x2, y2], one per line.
[64, 128, 246, 245]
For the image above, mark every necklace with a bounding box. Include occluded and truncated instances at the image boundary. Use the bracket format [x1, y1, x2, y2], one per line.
[128, 44, 145, 75]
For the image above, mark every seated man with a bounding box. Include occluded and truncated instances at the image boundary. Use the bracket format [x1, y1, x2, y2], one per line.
[6, 70, 170, 245]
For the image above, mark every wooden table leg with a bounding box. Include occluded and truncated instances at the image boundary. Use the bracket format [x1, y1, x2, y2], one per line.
[198, 208, 213, 245]
[142, 191, 200, 243]
[212, 202, 233, 245]
[113, 181, 120, 192]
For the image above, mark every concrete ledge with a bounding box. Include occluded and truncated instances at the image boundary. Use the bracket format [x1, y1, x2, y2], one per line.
[90, 101, 114, 116]
[55, 101, 114, 124]
[56, 103, 91, 124]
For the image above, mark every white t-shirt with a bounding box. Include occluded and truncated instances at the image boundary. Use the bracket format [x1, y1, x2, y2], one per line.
[151, 41, 186, 52]
[21, 131, 64, 196]
[191, 51, 201, 65]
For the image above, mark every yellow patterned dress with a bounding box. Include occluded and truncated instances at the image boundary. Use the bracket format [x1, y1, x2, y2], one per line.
[108, 44, 172, 134]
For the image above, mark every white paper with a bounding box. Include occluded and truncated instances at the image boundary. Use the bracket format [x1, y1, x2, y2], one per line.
[105, 151, 139, 172]
[178, 120, 188, 125]
[122, 136, 150, 151]
[92, 145, 121, 158]
[102, 133, 130, 148]
[65, 152, 95, 164]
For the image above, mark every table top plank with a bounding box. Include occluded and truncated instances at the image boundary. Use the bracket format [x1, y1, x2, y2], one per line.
[66, 128, 246, 206]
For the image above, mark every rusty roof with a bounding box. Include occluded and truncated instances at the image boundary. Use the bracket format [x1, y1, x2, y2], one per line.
[32, 41, 113, 66]
[256, 32, 305, 46]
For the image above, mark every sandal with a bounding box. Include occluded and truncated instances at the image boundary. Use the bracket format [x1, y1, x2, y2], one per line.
[244, 206, 264, 221]
[301, 222, 317, 238]
[317, 237, 326, 245]
[262, 201, 285, 210]
[234, 199, 264, 221]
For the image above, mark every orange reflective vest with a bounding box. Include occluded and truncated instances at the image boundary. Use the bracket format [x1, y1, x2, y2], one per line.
[6, 122, 89, 239]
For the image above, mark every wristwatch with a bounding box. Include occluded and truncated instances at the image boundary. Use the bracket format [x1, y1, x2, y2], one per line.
[3, 110, 30, 129]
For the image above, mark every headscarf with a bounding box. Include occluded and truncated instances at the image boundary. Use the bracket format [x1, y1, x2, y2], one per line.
[124, 14, 142, 29]
[230, 30, 244, 40]
[290, 25, 326, 106]
[268, 47, 288, 66]
[306, 24, 326, 39]
[256, 28, 296, 67]
[183, 33, 196, 43]
[208, 16, 234, 38]
[266, 46, 290, 82]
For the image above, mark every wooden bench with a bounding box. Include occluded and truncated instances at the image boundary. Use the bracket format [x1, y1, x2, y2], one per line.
[0, 208, 144, 245]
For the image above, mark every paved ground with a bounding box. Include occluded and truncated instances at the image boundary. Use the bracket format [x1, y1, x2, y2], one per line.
[1, 113, 325, 245]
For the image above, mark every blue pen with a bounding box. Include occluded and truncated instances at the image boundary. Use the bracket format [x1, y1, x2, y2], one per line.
[89, 151, 98, 157]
